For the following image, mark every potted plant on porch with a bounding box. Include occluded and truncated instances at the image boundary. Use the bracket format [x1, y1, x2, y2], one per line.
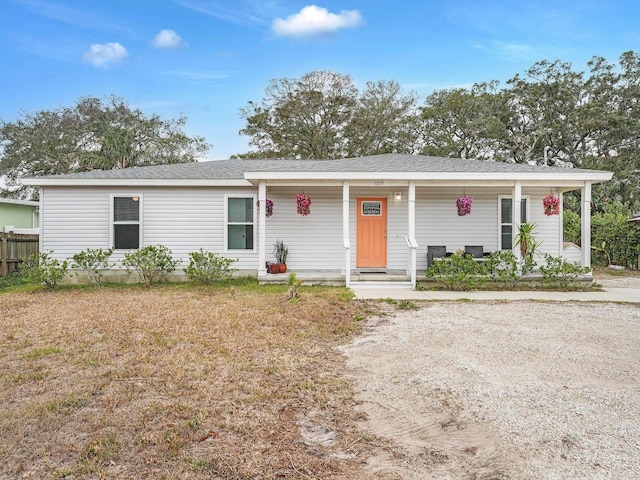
[273, 240, 289, 273]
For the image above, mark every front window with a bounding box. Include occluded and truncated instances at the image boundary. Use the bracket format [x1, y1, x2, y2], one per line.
[227, 197, 254, 250]
[113, 195, 140, 249]
[499, 197, 528, 250]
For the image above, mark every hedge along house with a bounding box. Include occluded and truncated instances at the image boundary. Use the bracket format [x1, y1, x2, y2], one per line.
[23, 154, 612, 287]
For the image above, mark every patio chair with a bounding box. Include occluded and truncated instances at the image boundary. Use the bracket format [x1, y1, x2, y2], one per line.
[464, 245, 486, 259]
[427, 245, 447, 267]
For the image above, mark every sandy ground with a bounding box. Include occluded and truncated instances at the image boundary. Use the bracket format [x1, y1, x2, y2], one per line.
[340, 301, 640, 479]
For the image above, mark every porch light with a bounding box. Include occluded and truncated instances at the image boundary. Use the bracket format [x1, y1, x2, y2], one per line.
[393, 192, 402, 201]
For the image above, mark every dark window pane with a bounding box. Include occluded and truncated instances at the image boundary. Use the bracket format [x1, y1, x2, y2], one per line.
[521, 199, 528, 223]
[228, 198, 253, 223]
[228, 225, 253, 250]
[114, 224, 139, 249]
[501, 225, 512, 250]
[114, 197, 140, 222]
[501, 198, 512, 223]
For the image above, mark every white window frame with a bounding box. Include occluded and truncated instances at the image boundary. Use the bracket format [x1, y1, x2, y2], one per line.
[110, 193, 143, 250]
[224, 194, 256, 252]
[498, 195, 530, 250]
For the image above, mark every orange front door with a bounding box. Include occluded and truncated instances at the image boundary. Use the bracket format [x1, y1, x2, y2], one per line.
[356, 198, 387, 268]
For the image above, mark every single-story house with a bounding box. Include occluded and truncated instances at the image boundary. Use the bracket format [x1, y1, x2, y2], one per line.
[23, 154, 612, 287]
[0, 198, 40, 233]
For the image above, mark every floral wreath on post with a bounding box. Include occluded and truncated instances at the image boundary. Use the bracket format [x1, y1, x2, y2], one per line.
[296, 193, 311, 216]
[543, 193, 560, 216]
[256, 198, 274, 217]
[456, 195, 473, 216]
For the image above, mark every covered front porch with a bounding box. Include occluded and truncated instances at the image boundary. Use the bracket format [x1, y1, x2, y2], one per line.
[252, 178, 597, 289]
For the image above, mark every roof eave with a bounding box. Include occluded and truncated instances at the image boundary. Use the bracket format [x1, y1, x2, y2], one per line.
[21, 178, 253, 187]
[244, 171, 614, 183]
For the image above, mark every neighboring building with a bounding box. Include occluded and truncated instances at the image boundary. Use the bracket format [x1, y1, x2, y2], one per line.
[0, 198, 40, 233]
[23, 154, 612, 287]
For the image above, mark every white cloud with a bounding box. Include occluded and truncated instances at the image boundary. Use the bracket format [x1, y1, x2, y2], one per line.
[272, 5, 363, 37]
[473, 40, 536, 62]
[151, 29, 189, 49]
[83, 42, 128, 68]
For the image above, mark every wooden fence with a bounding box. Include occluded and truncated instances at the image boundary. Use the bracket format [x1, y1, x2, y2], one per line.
[0, 232, 39, 277]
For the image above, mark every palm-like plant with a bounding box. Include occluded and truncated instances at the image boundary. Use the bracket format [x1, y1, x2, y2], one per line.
[515, 222, 541, 273]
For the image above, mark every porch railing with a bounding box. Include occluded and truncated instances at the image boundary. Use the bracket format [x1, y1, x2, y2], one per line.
[405, 235, 419, 287]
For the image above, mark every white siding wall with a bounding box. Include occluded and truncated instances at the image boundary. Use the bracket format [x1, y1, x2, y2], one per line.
[41, 184, 565, 276]
[264, 186, 343, 270]
[526, 187, 562, 261]
[41, 186, 260, 270]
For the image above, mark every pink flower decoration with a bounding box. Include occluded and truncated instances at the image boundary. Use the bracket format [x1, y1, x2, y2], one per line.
[543, 194, 560, 216]
[296, 193, 311, 216]
[456, 195, 473, 216]
[256, 198, 274, 217]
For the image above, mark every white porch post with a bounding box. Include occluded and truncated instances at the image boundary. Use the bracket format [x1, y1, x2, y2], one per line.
[408, 181, 417, 288]
[343, 181, 351, 287]
[581, 182, 592, 269]
[258, 180, 267, 277]
[512, 181, 522, 261]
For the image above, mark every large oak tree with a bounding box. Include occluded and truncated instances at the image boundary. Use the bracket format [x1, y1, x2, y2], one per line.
[0, 96, 209, 199]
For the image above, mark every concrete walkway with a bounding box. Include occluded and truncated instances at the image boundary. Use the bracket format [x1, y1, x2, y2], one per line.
[351, 286, 640, 303]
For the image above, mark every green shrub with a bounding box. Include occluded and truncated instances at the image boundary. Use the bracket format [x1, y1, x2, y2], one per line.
[485, 250, 520, 287]
[591, 205, 640, 268]
[563, 210, 581, 245]
[539, 254, 591, 289]
[122, 245, 178, 287]
[0, 270, 30, 291]
[20, 251, 69, 290]
[71, 247, 114, 285]
[425, 254, 486, 291]
[184, 249, 237, 285]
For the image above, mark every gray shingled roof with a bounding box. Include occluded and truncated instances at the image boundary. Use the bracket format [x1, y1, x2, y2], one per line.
[32, 154, 602, 181]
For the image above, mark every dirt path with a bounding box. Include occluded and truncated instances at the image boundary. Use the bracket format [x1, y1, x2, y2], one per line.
[340, 302, 640, 479]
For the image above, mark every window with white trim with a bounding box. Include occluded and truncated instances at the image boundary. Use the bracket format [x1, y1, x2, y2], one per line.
[226, 197, 254, 250]
[498, 196, 528, 250]
[113, 195, 141, 249]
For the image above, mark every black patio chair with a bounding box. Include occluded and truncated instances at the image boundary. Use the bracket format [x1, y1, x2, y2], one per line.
[427, 245, 447, 267]
[464, 245, 486, 259]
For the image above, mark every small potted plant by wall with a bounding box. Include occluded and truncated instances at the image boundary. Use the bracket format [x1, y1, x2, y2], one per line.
[273, 240, 288, 273]
[268, 261, 280, 274]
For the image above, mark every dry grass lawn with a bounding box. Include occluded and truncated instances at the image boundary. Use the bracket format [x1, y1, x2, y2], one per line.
[0, 281, 376, 479]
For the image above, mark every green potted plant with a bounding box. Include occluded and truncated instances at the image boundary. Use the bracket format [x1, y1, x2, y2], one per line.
[273, 240, 288, 273]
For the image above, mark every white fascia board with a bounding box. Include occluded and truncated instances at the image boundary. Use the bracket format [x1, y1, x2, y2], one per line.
[0, 198, 39, 206]
[21, 178, 253, 187]
[244, 170, 613, 183]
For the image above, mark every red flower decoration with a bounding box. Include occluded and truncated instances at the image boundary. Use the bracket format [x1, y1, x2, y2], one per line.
[543, 194, 560, 216]
[296, 194, 311, 216]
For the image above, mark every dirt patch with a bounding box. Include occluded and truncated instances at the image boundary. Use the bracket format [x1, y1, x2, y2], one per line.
[340, 301, 640, 479]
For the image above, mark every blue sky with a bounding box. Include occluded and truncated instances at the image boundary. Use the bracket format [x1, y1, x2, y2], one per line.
[1, 0, 639, 159]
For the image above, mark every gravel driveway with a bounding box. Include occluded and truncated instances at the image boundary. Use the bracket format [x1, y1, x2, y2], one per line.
[340, 301, 640, 479]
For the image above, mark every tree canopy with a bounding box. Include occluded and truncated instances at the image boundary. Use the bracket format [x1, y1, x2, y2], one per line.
[238, 52, 640, 213]
[0, 96, 209, 199]
[238, 71, 419, 159]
